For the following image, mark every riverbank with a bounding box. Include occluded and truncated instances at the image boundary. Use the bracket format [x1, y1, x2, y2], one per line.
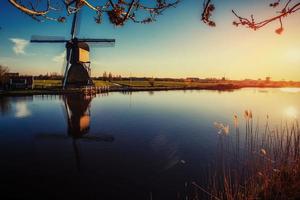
[1, 83, 300, 97]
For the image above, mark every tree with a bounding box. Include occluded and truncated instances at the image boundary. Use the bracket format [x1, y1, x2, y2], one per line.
[9, 0, 299, 33]
[103, 71, 107, 81]
[8, 0, 180, 26]
[108, 72, 112, 81]
[0, 65, 9, 89]
[202, 0, 300, 34]
[148, 78, 155, 87]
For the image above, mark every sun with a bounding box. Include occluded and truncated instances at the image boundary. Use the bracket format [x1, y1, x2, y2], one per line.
[285, 106, 298, 118]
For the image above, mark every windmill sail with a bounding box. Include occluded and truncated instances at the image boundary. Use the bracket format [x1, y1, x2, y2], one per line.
[78, 38, 115, 47]
[31, 35, 67, 43]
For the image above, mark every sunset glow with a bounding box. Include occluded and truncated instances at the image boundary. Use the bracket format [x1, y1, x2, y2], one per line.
[0, 0, 300, 80]
[285, 106, 298, 118]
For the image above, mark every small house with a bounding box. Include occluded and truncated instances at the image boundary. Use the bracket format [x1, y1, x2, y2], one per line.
[6, 75, 34, 89]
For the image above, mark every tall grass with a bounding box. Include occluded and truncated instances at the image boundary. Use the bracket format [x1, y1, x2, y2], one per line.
[193, 111, 300, 199]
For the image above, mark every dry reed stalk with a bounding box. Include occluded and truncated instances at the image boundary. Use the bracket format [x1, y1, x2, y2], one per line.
[192, 112, 300, 199]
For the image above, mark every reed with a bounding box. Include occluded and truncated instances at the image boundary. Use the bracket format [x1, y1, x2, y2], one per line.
[193, 112, 300, 199]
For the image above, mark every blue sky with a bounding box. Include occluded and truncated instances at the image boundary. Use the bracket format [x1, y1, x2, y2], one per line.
[0, 0, 300, 80]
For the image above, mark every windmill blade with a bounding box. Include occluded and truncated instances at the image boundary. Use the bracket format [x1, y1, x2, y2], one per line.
[63, 47, 72, 89]
[61, 50, 67, 78]
[78, 38, 116, 47]
[35, 133, 114, 142]
[78, 39, 115, 43]
[31, 35, 67, 43]
[35, 133, 70, 140]
[71, 9, 82, 39]
[76, 9, 82, 37]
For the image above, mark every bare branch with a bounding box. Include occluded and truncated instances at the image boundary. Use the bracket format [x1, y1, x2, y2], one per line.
[8, 0, 49, 16]
[9, 0, 180, 26]
[232, 1, 300, 34]
[201, 0, 216, 27]
[201, 0, 300, 34]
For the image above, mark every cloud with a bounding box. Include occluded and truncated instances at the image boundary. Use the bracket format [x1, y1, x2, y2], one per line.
[52, 51, 66, 63]
[10, 38, 29, 55]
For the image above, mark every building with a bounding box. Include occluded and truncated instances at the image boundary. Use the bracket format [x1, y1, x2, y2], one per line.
[5, 73, 34, 89]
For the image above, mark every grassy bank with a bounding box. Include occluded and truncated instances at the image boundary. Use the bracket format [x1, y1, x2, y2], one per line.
[33, 80, 113, 88]
[1, 80, 241, 96]
[2, 79, 300, 96]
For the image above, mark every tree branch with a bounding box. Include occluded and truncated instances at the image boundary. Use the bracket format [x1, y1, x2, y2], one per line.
[201, 0, 300, 34]
[232, 1, 300, 34]
[9, 0, 180, 26]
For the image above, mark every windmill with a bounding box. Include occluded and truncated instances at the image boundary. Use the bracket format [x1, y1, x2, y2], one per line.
[31, 11, 115, 89]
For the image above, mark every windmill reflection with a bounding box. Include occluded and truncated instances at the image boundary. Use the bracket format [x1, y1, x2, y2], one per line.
[37, 93, 114, 171]
[65, 94, 114, 170]
[64, 94, 92, 138]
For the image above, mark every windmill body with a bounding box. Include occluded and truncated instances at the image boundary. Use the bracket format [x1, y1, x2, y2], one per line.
[31, 12, 115, 89]
[65, 39, 92, 88]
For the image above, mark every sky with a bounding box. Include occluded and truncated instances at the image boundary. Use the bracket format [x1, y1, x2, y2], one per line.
[0, 0, 300, 80]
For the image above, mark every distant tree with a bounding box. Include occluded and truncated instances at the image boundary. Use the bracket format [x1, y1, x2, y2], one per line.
[8, 0, 179, 26]
[103, 71, 107, 81]
[266, 77, 271, 82]
[0, 65, 9, 88]
[49, 72, 62, 80]
[202, 0, 300, 34]
[148, 78, 155, 87]
[108, 72, 113, 82]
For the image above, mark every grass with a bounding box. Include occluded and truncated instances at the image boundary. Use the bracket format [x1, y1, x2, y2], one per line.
[93, 80, 114, 87]
[33, 79, 62, 88]
[33, 79, 113, 88]
[192, 112, 300, 200]
[2, 79, 239, 96]
[29, 79, 239, 91]
[113, 80, 154, 87]
[112, 80, 234, 88]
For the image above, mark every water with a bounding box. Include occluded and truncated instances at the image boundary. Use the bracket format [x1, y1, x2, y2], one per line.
[0, 88, 299, 199]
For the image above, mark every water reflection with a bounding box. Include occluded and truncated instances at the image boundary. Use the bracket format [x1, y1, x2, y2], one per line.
[64, 94, 92, 137]
[37, 94, 114, 170]
[1, 89, 300, 199]
[0, 97, 11, 116]
[15, 101, 31, 118]
[150, 134, 181, 170]
[0, 96, 32, 118]
[280, 87, 300, 93]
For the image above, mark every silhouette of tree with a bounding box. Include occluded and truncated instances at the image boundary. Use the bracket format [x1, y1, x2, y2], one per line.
[0, 65, 9, 88]
[202, 0, 300, 34]
[8, 0, 180, 26]
[103, 71, 107, 81]
[108, 72, 112, 81]
[148, 78, 155, 87]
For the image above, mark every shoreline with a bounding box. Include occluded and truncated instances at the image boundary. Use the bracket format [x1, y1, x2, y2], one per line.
[1, 84, 299, 97]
